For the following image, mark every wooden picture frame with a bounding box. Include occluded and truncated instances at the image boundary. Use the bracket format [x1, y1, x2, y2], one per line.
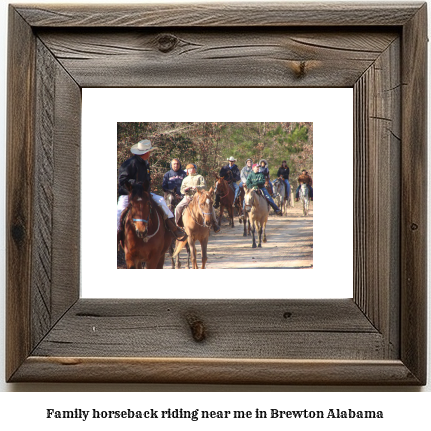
[6, 2, 427, 384]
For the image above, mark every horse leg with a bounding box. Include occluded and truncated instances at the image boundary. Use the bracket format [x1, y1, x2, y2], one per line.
[186, 243, 191, 269]
[200, 238, 208, 269]
[243, 215, 247, 236]
[169, 239, 175, 269]
[124, 246, 136, 269]
[156, 254, 165, 269]
[218, 204, 224, 226]
[263, 220, 267, 243]
[144, 255, 160, 269]
[229, 206, 234, 227]
[189, 239, 198, 269]
[251, 222, 257, 248]
[257, 223, 263, 247]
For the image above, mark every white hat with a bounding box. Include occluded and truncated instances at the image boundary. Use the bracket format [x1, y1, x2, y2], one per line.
[130, 139, 158, 155]
[227, 156, 237, 162]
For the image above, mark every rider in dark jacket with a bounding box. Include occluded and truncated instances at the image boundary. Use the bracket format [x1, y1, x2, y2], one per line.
[215, 156, 241, 208]
[276, 161, 291, 198]
[162, 158, 187, 197]
[118, 154, 151, 197]
[117, 140, 186, 241]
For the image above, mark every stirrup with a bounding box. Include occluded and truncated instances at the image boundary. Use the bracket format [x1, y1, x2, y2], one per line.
[173, 227, 188, 241]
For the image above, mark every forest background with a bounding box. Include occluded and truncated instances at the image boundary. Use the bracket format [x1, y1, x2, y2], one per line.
[117, 122, 313, 196]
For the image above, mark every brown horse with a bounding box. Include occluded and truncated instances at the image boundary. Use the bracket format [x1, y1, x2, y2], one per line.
[243, 185, 269, 248]
[214, 176, 235, 227]
[173, 188, 214, 269]
[164, 187, 190, 269]
[120, 181, 173, 268]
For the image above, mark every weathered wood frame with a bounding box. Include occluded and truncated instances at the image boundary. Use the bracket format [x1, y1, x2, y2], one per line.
[6, 3, 427, 384]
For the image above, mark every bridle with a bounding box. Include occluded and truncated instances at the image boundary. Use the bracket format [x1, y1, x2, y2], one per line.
[187, 192, 212, 228]
[244, 189, 255, 212]
[131, 199, 161, 242]
[215, 179, 230, 200]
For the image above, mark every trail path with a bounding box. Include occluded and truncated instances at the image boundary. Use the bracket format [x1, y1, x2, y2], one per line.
[165, 203, 313, 269]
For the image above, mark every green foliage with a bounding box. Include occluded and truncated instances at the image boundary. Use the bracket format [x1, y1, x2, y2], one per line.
[117, 122, 313, 196]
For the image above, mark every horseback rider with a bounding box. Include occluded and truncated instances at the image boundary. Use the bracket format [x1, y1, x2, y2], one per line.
[175, 163, 221, 233]
[117, 139, 187, 241]
[259, 159, 274, 195]
[162, 158, 186, 201]
[246, 163, 282, 215]
[240, 158, 253, 187]
[275, 160, 291, 198]
[215, 156, 241, 208]
[295, 169, 313, 201]
[239, 158, 253, 210]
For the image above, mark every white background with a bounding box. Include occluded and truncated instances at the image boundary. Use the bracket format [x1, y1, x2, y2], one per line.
[81, 87, 353, 299]
[0, 0, 430, 423]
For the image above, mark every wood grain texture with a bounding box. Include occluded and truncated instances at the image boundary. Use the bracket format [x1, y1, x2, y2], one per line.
[6, 7, 36, 381]
[6, 2, 427, 385]
[353, 38, 401, 358]
[14, 2, 423, 27]
[31, 39, 81, 350]
[32, 299, 383, 359]
[12, 358, 420, 385]
[400, 3, 428, 384]
[36, 29, 398, 88]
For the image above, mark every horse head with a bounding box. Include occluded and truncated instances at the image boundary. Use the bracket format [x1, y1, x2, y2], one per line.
[195, 188, 214, 228]
[243, 185, 255, 213]
[214, 176, 228, 196]
[127, 183, 152, 239]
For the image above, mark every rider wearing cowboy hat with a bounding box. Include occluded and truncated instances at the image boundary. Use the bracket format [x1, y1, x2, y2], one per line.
[175, 164, 220, 233]
[117, 139, 187, 241]
[215, 156, 241, 208]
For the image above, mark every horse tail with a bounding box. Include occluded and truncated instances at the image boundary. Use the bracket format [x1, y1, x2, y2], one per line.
[173, 238, 188, 258]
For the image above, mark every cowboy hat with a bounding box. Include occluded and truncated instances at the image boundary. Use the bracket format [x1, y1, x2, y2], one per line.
[227, 156, 237, 162]
[130, 139, 158, 155]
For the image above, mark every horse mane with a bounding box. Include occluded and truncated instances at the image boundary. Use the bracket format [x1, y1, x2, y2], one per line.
[128, 185, 163, 224]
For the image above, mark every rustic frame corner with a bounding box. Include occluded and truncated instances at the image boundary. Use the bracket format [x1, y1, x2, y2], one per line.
[6, 2, 427, 385]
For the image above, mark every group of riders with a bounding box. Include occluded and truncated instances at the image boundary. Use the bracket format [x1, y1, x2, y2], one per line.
[117, 139, 313, 244]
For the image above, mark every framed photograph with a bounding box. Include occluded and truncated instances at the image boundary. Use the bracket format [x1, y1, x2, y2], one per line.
[6, 2, 427, 384]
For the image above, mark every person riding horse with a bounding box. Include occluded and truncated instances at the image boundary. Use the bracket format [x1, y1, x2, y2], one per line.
[246, 164, 282, 215]
[117, 139, 187, 242]
[295, 169, 313, 201]
[175, 164, 220, 233]
[215, 156, 241, 208]
[275, 160, 291, 198]
[162, 158, 187, 201]
[239, 158, 253, 211]
[259, 159, 274, 195]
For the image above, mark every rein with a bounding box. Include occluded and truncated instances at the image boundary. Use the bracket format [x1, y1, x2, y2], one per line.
[215, 180, 231, 200]
[187, 195, 211, 229]
[130, 200, 161, 242]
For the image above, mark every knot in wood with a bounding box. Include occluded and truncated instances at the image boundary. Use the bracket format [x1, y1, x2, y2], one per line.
[157, 34, 178, 53]
[410, 223, 419, 231]
[11, 222, 26, 246]
[186, 314, 206, 342]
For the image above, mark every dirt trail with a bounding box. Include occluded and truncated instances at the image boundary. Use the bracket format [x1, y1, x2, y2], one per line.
[165, 203, 313, 269]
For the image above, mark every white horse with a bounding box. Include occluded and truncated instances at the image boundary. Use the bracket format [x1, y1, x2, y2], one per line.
[299, 183, 310, 216]
[272, 178, 288, 215]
